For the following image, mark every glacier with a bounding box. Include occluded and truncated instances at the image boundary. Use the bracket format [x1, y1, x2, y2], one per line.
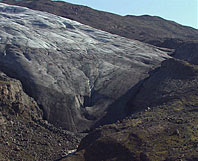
[0, 3, 171, 132]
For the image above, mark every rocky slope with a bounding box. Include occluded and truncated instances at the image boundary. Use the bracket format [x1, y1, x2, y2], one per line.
[0, 72, 81, 161]
[0, 3, 171, 132]
[172, 41, 198, 65]
[63, 59, 198, 161]
[128, 58, 198, 110]
[1, 0, 198, 49]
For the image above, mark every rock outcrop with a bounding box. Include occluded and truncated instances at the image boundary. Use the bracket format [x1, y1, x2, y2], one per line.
[0, 3, 171, 132]
[0, 72, 81, 161]
[0, 72, 42, 119]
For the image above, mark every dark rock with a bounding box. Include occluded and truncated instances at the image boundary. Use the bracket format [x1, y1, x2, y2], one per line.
[127, 58, 198, 111]
[140, 152, 150, 161]
[172, 41, 198, 65]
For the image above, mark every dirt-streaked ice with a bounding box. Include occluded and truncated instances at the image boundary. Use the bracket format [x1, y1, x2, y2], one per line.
[0, 3, 171, 132]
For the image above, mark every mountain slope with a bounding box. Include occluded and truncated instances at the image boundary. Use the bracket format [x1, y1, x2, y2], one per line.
[1, 0, 198, 48]
[0, 3, 171, 132]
